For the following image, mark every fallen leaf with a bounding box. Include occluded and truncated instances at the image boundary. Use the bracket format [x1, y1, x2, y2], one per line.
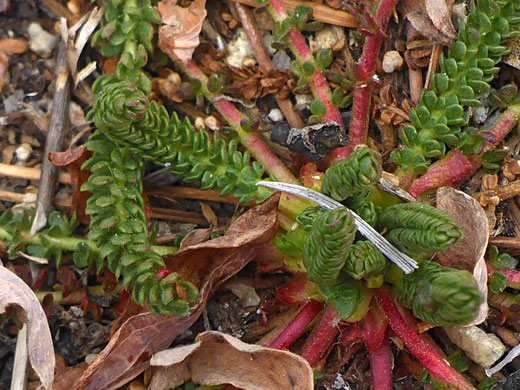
[158, 0, 206, 64]
[0, 264, 54, 389]
[400, 0, 455, 44]
[149, 331, 313, 390]
[73, 194, 280, 390]
[436, 186, 489, 325]
[179, 228, 212, 250]
[0, 38, 29, 90]
[52, 363, 88, 390]
[48, 146, 92, 225]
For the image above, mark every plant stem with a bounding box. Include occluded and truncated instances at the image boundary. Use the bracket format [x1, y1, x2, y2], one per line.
[234, 2, 304, 129]
[267, 300, 324, 349]
[369, 330, 393, 390]
[182, 61, 299, 185]
[300, 303, 341, 366]
[374, 286, 475, 390]
[0, 227, 176, 258]
[408, 104, 520, 197]
[330, 0, 398, 162]
[268, 0, 344, 129]
[486, 261, 520, 289]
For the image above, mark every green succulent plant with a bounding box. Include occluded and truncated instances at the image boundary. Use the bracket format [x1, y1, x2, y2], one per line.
[399, 261, 483, 326]
[321, 146, 382, 202]
[377, 202, 463, 256]
[344, 240, 387, 281]
[89, 81, 267, 203]
[303, 208, 357, 285]
[391, 0, 520, 175]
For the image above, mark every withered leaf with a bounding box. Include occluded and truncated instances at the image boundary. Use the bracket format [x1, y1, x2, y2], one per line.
[149, 331, 313, 390]
[49, 146, 92, 225]
[0, 264, 54, 389]
[401, 0, 455, 44]
[73, 194, 279, 390]
[158, 0, 206, 65]
[436, 186, 489, 325]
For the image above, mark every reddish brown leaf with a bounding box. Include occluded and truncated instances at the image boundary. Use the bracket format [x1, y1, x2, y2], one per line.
[149, 331, 313, 390]
[158, 0, 206, 65]
[179, 228, 212, 250]
[0, 264, 54, 389]
[52, 363, 88, 390]
[73, 194, 280, 390]
[48, 146, 92, 225]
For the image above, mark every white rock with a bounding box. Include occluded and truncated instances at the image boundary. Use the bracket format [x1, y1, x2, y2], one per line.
[268, 108, 283, 122]
[309, 26, 345, 53]
[15, 143, 32, 162]
[204, 116, 219, 130]
[27, 23, 57, 56]
[262, 34, 276, 56]
[294, 94, 313, 111]
[382, 50, 404, 73]
[194, 117, 205, 129]
[226, 29, 253, 68]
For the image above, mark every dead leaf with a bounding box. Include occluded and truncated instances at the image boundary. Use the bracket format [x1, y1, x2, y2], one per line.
[199, 202, 217, 227]
[424, 0, 456, 40]
[158, 0, 207, 64]
[149, 331, 313, 390]
[0, 38, 28, 90]
[179, 228, 212, 250]
[48, 146, 92, 225]
[0, 264, 54, 389]
[400, 0, 455, 44]
[436, 186, 489, 325]
[52, 363, 88, 390]
[73, 194, 279, 390]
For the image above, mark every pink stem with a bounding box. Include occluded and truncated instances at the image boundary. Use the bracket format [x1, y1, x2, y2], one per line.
[269, 0, 344, 130]
[300, 304, 341, 366]
[369, 330, 393, 390]
[183, 61, 299, 185]
[277, 275, 309, 305]
[331, 0, 399, 162]
[374, 287, 475, 390]
[408, 104, 520, 197]
[486, 261, 520, 289]
[267, 300, 325, 349]
[362, 305, 388, 352]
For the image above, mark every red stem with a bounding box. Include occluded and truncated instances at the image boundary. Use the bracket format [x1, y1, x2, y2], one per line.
[300, 303, 341, 366]
[408, 104, 520, 197]
[268, 0, 344, 130]
[486, 261, 520, 289]
[369, 330, 393, 390]
[331, 0, 399, 162]
[277, 275, 309, 305]
[374, 287, 475, 390]
[267, 300, 324, 349]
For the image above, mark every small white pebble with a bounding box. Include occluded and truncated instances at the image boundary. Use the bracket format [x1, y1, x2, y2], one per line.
[194, 117, 205, 129]
[27, 23, 57, 56]
[268, 108, 283, 122]
[382, 50, 404, 73]
[204, 116, 219, 130]
[294, 94, 313, 111]
[309, 26, 345, 53]
[226, 29, 253, 68]
[473, 106, 489, 124]
[15, 143, 32, 162]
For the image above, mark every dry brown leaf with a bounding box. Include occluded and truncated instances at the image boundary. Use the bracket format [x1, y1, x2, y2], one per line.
[0, 38, 29, 90]
[179, 228, 212, 250]
[52, 363, 88, 390]
[73, 194, 280, 390]
[436, 186, 489, 325]
[0, 264, 54, 389]
[158, 0, 206, 64]
[424, 0, 456, 40]
[400, 0, 455, 44]
[149, 331, 313, 390]
[49, 146, 92, 225]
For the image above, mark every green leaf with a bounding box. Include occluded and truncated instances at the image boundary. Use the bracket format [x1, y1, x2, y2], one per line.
[316, 49, 333, 70]
[319, 280, 362, 319]
[489, 272, 507, 294]
[309, 99, 326, 116]
[302, 61, 315, 76]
